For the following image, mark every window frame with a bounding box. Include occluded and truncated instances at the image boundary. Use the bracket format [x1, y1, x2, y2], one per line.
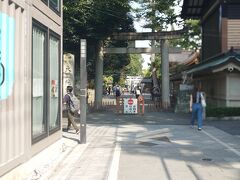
[32, 19, 61, 144]
[49, 30, 61, 134]
[32, 19, 49, 144]
[41, 0, 61, 16]
[49, 0, 61, 15]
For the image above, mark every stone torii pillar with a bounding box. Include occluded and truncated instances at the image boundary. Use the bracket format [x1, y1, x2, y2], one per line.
[95, 41, 104, 109]
[161, 39, 170, 109]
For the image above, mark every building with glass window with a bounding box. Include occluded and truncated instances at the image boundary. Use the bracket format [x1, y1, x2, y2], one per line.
[0, 0, 62, 178]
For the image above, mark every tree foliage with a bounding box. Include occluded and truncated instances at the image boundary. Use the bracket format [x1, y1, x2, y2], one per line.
[123, 54, 143, 76]
[142, 68, 151, 77]
[63, 0, 202, 86]
[63, 0, 134, 49]
[133, 0, 181, 31]
[171, 19, 201, 50]
[103, 53, 143, 84]
[63, 0, 135, 81]
[132, 0, 182, 92]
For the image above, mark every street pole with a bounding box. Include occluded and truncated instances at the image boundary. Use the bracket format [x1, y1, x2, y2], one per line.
[80, 39, 87, 144]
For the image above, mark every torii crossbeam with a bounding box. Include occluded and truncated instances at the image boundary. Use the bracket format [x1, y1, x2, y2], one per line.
[110, 29, 186, 41]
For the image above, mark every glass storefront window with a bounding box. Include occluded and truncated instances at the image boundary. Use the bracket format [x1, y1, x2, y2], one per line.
[49, 35, 60, 130]
[32, 25, 47, 139]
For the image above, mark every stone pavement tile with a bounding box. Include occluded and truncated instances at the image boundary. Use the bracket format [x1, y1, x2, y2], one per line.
[70, 175, 104, 180]
[191, 166, 240, 180]
[117, 125, 240, 180]
[168, 172, 198, 180]
[49, 123, 240, 180]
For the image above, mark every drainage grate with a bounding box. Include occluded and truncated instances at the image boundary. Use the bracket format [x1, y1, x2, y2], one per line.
[151, 136, 171, 143]
[138, 141, 158, 147]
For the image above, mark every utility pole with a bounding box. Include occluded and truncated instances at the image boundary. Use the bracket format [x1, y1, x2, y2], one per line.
[80, 39, 87, 143]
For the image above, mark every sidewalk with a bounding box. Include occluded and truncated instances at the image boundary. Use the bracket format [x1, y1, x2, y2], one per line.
[48, 111, 240, 180]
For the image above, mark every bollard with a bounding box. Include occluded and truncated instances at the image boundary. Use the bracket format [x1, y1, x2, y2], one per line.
[138, 95, 144, 115]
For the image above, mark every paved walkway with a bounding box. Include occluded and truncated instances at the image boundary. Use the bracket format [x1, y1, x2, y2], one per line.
[49, 111, 240, 180]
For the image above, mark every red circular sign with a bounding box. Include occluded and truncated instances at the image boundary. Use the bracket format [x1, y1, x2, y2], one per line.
[128, 99, 133, 105]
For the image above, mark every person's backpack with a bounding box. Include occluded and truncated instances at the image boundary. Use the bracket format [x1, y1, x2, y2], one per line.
[67, 94, 80, 113]
[116, 87, 121, 96]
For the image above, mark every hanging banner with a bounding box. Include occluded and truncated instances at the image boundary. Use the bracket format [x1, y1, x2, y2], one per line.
[0, 12, 15, 100]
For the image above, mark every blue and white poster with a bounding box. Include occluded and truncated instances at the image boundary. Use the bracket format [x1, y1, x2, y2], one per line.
[0, 12, 15, 100]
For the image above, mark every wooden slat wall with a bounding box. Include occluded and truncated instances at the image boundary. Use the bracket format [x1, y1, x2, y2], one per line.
[0, 0, 26, 172]
[227, 20, 240, 49]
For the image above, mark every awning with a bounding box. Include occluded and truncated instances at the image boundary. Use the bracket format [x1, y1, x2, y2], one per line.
[186, 50, 240, 74]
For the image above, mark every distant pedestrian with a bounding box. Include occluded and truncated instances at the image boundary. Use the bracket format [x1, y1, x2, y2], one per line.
[135, 85, 141, 99]
[63, 86, 80, 134]
[108, 86, 111, 95]
[112, 85, 116, 95]
[115, 85, 121, 98]
[189, 84, 205, 131]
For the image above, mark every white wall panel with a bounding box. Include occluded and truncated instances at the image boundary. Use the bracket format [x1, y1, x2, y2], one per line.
[0, 0, 26, 173]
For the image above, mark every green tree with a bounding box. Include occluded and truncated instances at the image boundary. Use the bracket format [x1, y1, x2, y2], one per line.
[133, 0, 180, 30]
[103, 75, 113, 88]
[63, 0, 134, 81]
[171, 19, 201, 50]
[142, 68, 151, 77]
[124, 54, 143, 76]
[132, 0, 181, 94]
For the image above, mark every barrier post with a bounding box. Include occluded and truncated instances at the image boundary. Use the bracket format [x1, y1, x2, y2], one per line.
[138, 95, 144, 115]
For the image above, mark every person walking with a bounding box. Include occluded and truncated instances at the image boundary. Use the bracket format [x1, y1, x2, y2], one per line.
[63, 86, 80, 134]
[108, 86, 111, 95]
[135, 84, 141, 99]
[189, 85, 205, 131]
[115, 85, 121, 98]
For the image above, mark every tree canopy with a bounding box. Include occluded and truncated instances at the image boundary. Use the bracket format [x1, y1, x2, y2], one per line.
[63, 0, 135, 82]
[63, 0, 202, 85]
[123, 54, 143, 76]
[133, 0, 181, 31]
[63, 0, 134, 52]
[171, 19, 201, 50]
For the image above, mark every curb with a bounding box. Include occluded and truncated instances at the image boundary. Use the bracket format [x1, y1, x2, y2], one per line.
[206, 116, 240, 121]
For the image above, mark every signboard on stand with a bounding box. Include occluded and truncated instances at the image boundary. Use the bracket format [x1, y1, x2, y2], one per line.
[124, 98, 138, 114]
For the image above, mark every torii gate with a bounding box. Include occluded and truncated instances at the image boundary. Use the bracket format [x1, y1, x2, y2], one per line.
[94, 29, 185, 109]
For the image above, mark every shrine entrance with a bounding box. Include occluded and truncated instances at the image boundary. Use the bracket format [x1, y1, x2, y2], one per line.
[93, 29, 185, 111]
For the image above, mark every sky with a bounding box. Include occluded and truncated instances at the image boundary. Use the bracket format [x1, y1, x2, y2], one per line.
[131, 1, 183, 70]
